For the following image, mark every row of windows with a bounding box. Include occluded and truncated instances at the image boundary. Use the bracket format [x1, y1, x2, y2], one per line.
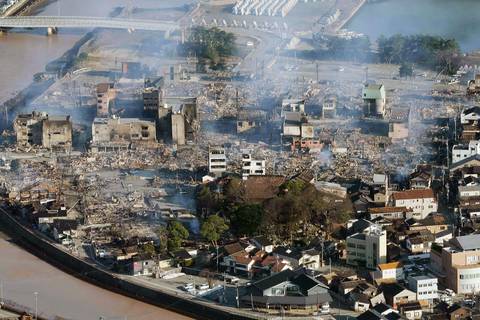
[418, 283, 435, 287]
[418, 291, 436, 295]
[459, 273, 480, 279]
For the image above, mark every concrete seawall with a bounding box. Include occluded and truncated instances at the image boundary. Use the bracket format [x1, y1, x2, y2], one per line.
[0, 208, 258, 320]
[2, 0, 47, 17]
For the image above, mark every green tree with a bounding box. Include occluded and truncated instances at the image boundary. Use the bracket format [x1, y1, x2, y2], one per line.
[142, 243, 156, 258]
[167, 221, 189, 252]
[200, 215, 229, 246]
[230, 204, 263, 236]
[156, 226, 168, 254]
[399, 62, 414, 78]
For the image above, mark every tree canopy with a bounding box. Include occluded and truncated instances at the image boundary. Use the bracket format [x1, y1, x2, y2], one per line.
[200, 215, 229, 246]
[180, 27, 236, 69]
[166, 221, 189, 252]
[377, 34, 460, 74]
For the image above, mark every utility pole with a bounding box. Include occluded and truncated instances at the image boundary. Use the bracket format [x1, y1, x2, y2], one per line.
[0, 281, 4, 307]
[236, 283, 239, 308]
[34, 291, 38, 320]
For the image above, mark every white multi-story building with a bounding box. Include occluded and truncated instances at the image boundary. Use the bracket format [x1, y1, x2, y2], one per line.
[391, 189, 437, 220]
[458, 184, 480, 198]
[407, 275, 438, 304]
[346, 221, 387, 269]
[208, 146, 227, 176]
[241, 154, 266, 179]
[461, 106, 480, 124]
[452, 140, 480, 164]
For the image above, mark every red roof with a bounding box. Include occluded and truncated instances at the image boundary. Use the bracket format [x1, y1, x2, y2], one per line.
[392, 189, 434, 201]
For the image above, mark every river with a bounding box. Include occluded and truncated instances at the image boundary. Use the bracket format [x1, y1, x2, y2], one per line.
[347, 0, 480, 52]
[0, 231, 192, 320]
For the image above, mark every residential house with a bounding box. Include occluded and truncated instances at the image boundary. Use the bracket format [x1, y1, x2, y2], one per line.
[371, 262, 404, 283]
[391, 189, 437, 220]
[407, 214, 450, 235]
[131, 255, 155, 276]
[251, 236, 274, 253]
[379, 283, 416, 309]
[272, 247, 321, 270]
[221, 242, 257, 278]
[409, 171, 431, 189]
[399, 301, 422, 320]
[362, 83, 386, 118]
[357, 303, 402, 320]
[241, 269, 332, 311]
[368, 207, 410, 221]
[405, 230, 434, 254]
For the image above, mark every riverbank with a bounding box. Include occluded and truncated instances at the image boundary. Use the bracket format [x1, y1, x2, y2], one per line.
[1, 30, 95, 131]
[1, 0, 49, 17]
[325, 0, 366, 33]
[0, 206, 261, 320]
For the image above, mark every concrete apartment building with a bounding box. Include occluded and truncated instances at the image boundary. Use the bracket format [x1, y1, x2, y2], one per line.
[241, 154, 266, 179]
[14, 112, 72, 151]
[362, 83, 386, 118]
[391, 189, 437, 220]
[407, 274, 438, 305]
[346, 221, 387, 269]
[96, 83, 116, 117]
[208, 146, 227, 177]
[142, 77, 164, 118]
[431, 234, 480, 294]
[91, 117, 156, 152]
[452, 140, 480, 164]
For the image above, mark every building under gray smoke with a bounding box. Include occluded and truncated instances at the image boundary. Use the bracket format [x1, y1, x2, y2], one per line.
[362, 83, 386, 118]
[143, 77, 164, 118]
[14, 112, 72, 151]
[157, 97, 199, 145]
[96, 83, 116, 117]
[91, 117, 156, 152]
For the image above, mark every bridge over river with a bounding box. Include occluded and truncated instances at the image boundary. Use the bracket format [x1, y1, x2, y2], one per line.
[0, 16, 178, 32]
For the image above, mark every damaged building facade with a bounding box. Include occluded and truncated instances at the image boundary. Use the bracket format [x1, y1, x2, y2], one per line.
[157, 97, 199, 145]
[91, 117, 156, 152]
[96, 83, 116, 117]
[14, 112, 72, 151]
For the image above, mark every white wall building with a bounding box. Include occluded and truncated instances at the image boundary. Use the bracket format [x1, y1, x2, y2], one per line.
[461, 106, 480, 124]
[392, 189, 437, 220]
[208, 146, 227, 176]
[407, 275, 438, 304]
[459, 184, 480, 198]
[346, 222, 387, 269]
[242, 154, 266, 179]
[452, 140, 480, 164]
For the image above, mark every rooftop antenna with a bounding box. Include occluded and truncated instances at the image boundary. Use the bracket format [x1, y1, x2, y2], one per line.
[365, 66, 369, 84]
